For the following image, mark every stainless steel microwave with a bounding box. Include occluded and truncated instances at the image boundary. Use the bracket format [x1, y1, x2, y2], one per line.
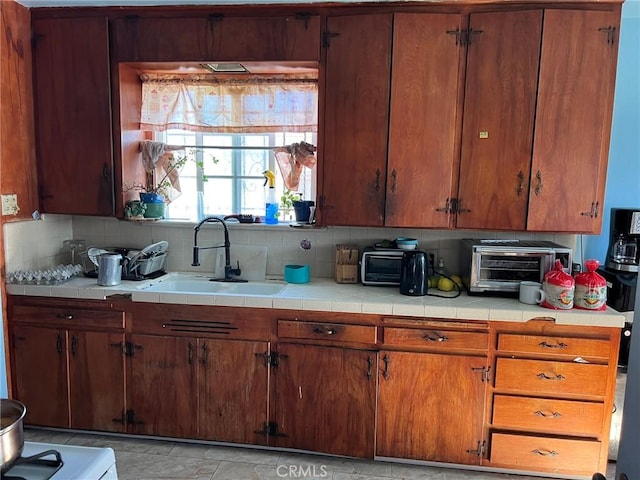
[460, 239, 572, 294]
[360, 248, 405, 285]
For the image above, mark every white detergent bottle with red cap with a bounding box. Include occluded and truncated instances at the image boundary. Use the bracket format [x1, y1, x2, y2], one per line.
[263, 170, 278, 224]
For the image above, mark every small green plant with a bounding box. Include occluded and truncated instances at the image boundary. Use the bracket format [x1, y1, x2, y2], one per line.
[125, 148, 218, 200]
[280, 190, 300, 210]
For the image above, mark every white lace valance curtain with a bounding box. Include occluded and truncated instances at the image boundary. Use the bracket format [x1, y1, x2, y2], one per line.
[140, 73, 318, 133]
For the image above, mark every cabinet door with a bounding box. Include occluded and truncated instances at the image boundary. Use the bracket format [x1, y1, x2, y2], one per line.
[273, 344, 377, 458]
[377, 351, 488, 465]
[456, 11, 542, 230]
[198, 339, 269, 445]
[386, 13, 464, 228]
[11, 326, 69, 427]
[528, 9, 620, 233]
[68, 330, 126, 432]
[113, 15, 320, 62]
[128, 334, 198, 437]
[32, 17, 114, 216]
[320, 15, 392, 226]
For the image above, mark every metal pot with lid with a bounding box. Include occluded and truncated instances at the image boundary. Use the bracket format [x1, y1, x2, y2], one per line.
[1, 399, 26, 472]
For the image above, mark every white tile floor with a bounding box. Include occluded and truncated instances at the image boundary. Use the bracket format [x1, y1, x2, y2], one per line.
[25, 428, 616, 480]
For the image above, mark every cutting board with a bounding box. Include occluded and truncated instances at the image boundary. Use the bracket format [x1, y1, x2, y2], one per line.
[214, 245, 267, 281]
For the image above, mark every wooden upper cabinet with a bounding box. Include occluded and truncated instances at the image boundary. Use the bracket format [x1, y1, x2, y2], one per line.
[456, 10, 542, 230]
[112, 15, 320, 62]
[320, 14, 392, 226]
[32, 17, 114, 216]
[527, 8, 621, 233]
[385, 13, 465, 228]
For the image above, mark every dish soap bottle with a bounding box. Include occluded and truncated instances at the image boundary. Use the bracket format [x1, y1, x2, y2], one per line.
[263, 170, 278, 224]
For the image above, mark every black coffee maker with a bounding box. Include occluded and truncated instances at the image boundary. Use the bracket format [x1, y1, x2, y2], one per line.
[606, 208, 640, 272]
[599, 208, 639, 369]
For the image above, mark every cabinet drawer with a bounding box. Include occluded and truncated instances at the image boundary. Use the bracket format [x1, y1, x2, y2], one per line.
[490, 433, 600, 474]
[12, 305, 124, 329]
[495, 358, 609, 397]
[384, 327, 488, 351]
[498, 334, 610, 360]
[277, 320, 376, 344]
[492, 395, 604, 437]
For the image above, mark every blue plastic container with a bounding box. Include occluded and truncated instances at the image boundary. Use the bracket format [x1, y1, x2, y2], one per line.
[284, 264, 310, 284]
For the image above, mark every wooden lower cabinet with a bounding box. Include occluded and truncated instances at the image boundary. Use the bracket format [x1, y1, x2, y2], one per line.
[127, 334, 198, 438]
[127, 334, 269, 444]
[11, 324, 126, 431]
[11, 325, 70, 428]
[198, 339, 269, 445]
[376, 351, 488, 464]
[272, 343, 377, 458]
[488, 322, 620, 476]
[8, 298, 622, 478]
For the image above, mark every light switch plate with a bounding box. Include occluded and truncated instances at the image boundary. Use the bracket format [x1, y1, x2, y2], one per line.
[1, 194, 19, 216]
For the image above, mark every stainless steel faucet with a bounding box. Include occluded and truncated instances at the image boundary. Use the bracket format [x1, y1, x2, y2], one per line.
[191, 217, 245, 282]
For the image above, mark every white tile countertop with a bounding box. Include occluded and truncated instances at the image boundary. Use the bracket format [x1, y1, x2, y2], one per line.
[6, 273, 625, 328]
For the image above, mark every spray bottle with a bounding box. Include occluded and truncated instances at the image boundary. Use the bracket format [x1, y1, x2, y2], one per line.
[263, 170, 278, 224]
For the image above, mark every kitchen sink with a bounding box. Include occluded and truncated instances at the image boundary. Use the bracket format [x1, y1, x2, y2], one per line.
[142, 274, 286, 296]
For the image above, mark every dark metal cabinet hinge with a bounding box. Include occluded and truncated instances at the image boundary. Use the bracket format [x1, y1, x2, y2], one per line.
[323, 31, 340, 48]
[124, 342, 143, 357]
[125, 409, 144, 426]
[255, 351, 287, 367]
[466, 440, 486, 457]
[472, 366, 491, 382]
[255, 421, 287, 437]
[295, 13, 312, 30]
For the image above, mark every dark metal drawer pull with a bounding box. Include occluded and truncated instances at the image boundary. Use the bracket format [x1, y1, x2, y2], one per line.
[423, 332, 448, 342]
[532, 449, 558, 457]
[313, 326, 337, 335]
[537, 373, 565, 381]
[534, 410, 561, 418]
[56, 313, 74, 320]
[538, 341, 568, 349]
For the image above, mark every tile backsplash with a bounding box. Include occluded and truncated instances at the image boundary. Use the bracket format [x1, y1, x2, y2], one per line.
[3, 214, 578, 280]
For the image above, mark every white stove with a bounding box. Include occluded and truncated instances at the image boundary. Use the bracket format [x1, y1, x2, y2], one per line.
[2, 442, 118, 480]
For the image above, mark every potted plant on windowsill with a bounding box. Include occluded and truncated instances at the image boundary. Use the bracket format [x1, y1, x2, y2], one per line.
[124, 149, 190, 219]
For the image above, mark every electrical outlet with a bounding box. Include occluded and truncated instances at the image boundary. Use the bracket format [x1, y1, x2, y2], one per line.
[425, 249, 438, 274]
[1, 194, 19, 216]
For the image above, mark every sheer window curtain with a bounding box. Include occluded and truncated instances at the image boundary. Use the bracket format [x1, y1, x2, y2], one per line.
[140, 73, 318, 133]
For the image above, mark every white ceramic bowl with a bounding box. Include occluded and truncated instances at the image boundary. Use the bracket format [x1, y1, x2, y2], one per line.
[397, 244, 417, 250]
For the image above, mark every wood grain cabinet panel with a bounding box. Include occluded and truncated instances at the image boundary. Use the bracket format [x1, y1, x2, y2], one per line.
[112, 15, 320, 62]
[494, 358, 609, 398]
[385, 13, 464, 228]
[456, 10, 542, 230]
[320, 14, 392, 226]
[12, 305, 124, 330]
[127, 334, 198, 438]
[384, 327, 488, 351]
[32, 17, 114, 216]
[273, 343, 376, 458]
[10, 323, 126, 432]
[528, 8, 621, 233]
[198, 339, 269, 445]
[491, 395, 604, 437]
[10, 325, 69, 428]
[497, 333, 611, 361]
[377, 351, 488, 464]
[490, 433, 601, 474]
[278, 320, 376, 344]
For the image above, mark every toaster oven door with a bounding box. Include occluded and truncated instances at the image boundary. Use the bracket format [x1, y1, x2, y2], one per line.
[471, 249, 552, 292]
